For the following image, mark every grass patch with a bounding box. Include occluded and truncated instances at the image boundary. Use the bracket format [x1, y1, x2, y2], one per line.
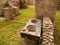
[55, 11, 60, 45]
[0, 6, 35, 45]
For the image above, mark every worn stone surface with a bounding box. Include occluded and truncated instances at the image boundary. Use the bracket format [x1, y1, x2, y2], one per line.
[21, 18, 41, 40]
[35, 0, 57, 22]
[41, 17, 54, 45]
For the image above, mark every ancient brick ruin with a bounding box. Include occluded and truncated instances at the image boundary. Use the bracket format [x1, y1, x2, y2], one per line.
[42, 17, 54, 45]
[35, 0, 57, 22]
[0, 0, 19, 20]
[20, 0, 58, 45]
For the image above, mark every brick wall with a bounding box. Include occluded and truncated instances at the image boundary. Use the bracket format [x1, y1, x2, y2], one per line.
[35, 0, 57, 22]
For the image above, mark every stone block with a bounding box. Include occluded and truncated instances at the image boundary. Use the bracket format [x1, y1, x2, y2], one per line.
[21, 18, 41, 40]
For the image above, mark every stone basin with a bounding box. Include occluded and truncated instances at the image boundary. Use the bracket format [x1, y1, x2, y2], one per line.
[21, 18, 41, 40]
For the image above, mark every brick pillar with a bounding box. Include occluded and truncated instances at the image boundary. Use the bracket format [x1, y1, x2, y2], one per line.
[35, 0, 57, 22]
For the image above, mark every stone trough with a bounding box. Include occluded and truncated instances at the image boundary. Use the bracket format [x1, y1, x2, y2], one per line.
[20, 17, 54, 45]
[21, 18, 41, 40]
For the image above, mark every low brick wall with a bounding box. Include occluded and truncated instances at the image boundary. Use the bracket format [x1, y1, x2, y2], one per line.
[41, 17, 54, 45]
